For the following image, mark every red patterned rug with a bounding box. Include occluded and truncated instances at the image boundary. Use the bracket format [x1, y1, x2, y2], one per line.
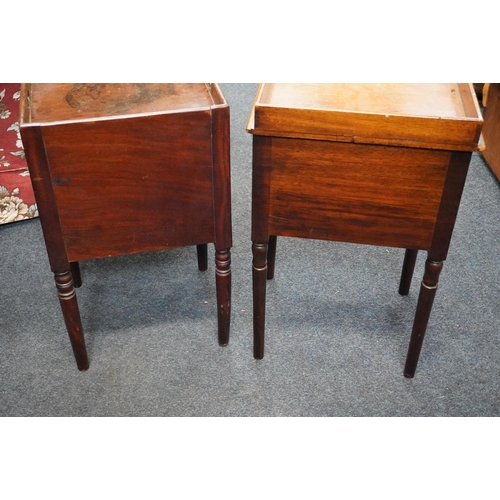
[0, 83, 38, 225]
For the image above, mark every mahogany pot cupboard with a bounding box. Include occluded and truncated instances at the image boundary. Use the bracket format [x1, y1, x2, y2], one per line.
[247, 83, 483, 378]
[19, 83, 232, 370]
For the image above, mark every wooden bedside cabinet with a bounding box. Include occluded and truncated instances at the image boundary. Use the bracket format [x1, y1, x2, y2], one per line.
[247, 83, 482, 377]
[20, 83, 232, 370]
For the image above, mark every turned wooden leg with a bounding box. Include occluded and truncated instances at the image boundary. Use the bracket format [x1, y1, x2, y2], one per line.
[197, 244, 208, 272]
[70, 262, 82, 288]
[267, 236, 277, 280]
[215, 249, 231, 346]
[54, 270, 89, 371]
[404, 259, 443, 378]
[253, 242, 268, 359]
[399, 249, 418, 296]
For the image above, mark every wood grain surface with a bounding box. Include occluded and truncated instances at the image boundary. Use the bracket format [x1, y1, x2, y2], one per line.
[268, 137, 450, 250]
[249, 83, 482, 151]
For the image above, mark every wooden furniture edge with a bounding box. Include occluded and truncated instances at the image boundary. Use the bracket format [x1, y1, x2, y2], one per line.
[22, 84, 223, 127]
[206, 83, 228, 108]
[19, 83, 32, 126]
[246, 84, 265, 132]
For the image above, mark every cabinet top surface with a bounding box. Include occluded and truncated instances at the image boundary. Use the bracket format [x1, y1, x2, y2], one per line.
[256, 83, 474, 119]
[23, 83, 225, 124]
[248, 83, 483, 151]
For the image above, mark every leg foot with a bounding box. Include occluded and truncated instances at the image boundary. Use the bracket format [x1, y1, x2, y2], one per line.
[404, 259, 443, 378]
[215, 249, 231, 346]
[54, 270, 89, 371]
[399, 249, 418, 296]
[197, 244, 208, 272]
[253, 242, 268, 359]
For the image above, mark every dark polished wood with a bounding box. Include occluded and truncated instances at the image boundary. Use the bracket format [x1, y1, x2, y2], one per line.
[251, 136, 273, 359]
[70, 262, 82, 288]
[20, 83, 232, 370]
[211, 104, 232, 346]
[404, 259, 444, 378]
[267, 138, 451, 249]
[248, 83, 482, 377]
[267, 236, 277, 280]
[41, 111, 215, 260]
[215, 249, 231, 346]
[252, 242, 268, 359]
[54, 270, 89, 370]
[399, 249, 418, 296]
[196, 245, 208, 272]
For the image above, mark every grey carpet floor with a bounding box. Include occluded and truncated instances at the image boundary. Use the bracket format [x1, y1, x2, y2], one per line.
[1, 83, 499, 417]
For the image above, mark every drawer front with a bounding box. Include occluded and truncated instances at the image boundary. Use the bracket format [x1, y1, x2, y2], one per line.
[42, 111, 215, 261]
[268, 137, 451, 250]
